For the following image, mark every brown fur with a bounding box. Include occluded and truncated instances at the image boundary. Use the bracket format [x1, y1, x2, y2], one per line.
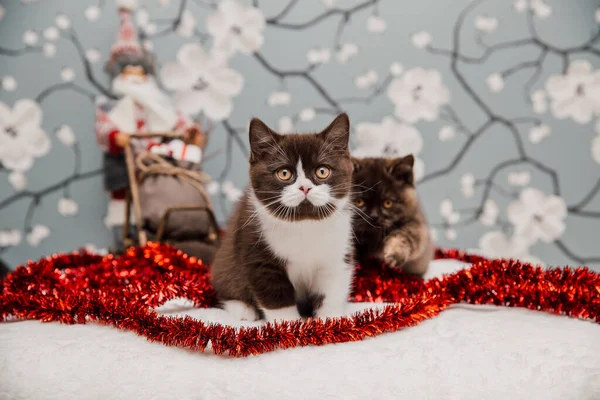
[210, 114, 353, 319]
[351, 155, 433, 275]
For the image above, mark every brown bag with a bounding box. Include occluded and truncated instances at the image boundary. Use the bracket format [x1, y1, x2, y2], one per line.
[136, 153, 216, 241]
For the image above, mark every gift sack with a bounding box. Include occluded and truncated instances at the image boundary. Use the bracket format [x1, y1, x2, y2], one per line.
[137, 152, 217, 242]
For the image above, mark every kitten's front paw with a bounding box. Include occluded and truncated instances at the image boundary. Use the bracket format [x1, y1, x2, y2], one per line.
[223, 300, 259, 321]
[383, 237, 410, 268]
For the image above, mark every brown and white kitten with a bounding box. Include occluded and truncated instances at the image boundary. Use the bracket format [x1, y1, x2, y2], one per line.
[351, 155, 433, 275]
[211, 114, 355, 322]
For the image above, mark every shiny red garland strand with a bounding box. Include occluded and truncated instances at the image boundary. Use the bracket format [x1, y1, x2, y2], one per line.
[1, 243, 599, 357]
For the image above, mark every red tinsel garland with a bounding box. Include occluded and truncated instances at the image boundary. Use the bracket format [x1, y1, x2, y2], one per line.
[1, 243, 599, 357]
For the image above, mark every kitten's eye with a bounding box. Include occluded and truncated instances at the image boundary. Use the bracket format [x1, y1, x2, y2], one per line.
[383, 200, 393, 209]
[315, 166, 331, 179]
[276, 168, 293, 181]
[354, 199, 365, 207]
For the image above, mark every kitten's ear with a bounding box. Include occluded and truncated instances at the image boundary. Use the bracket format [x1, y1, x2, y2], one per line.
[350, 157, 362, 172]
[387, 154, 414, 185]
[249, 118, 282, 163]
[319, 113, 350, 153]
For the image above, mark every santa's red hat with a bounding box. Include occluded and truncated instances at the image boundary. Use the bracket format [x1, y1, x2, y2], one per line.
[104, 0, 155, 78]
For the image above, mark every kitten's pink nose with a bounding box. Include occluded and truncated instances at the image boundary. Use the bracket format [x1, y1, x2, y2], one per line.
[299, 186, 312, 195]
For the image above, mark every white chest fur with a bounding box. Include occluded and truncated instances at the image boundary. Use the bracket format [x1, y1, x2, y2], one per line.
[250, 192, 353, 287]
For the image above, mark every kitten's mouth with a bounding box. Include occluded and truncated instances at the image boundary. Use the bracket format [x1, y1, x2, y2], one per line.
[268, 200, 337, 222]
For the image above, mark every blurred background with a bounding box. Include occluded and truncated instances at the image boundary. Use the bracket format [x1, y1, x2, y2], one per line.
[0, 0, 599, 270]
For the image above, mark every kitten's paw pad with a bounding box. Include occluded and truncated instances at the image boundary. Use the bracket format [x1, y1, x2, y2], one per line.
[383, 238, 410, 268]
[223, 300, 259, 321]
[383, 252, 407, 268]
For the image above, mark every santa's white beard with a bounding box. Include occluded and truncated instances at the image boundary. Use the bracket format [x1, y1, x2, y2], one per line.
[112, 75, 170, 106]
[111, 75, 180, 131]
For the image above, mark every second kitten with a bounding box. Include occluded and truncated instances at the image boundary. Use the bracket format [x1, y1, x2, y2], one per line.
[351, 155, 433, 275]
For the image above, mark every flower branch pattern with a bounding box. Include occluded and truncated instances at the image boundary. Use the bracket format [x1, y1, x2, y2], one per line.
[0, 0, 599, 269]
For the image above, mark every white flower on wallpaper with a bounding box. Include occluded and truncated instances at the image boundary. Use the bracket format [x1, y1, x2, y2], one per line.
[475, 231, 543, 266]
[206, 181, 220, 195]
[0, 229, 21, 248]
[56, 125, 76, 146]
[596, 8, 600, 23]
[354, 70, 378, 89]
[592, 135, 600, 164]
[86, 48, 101, 63]
[440, 198, 460, 225]
[307, 48, 331, 65]
[61, 67, 75, 82]
[336, 43, 358, 64]
[366, 15, 386, 34]
[26, 224, 50, 247]
[55, 14, 71, 30]
[514, 0, 552, 19]
[267, 91, 291, 107]
[507, 171, 531, 187]
[445, 229, 457, 241]
[507, 188, 567, 244]
[439, 199, 459, 241]
[161, 43, 244, 121]
[529, 123, 551, 144]
[0, 99, 51, 171]
[221, 180, 243, 202]
[474, 15, 498, 33]
[43, 43, 57, 58]
[22, 30, 39, 46]
[43, 26, 59, 41]
[387, 67, 450, 123]
[438, 126, 456, 142]
[0, 6, 5, 22]
[352, 117, 425, 181]
[136, 8, 157, 35]
[486, 73, 504, 93]
[85, 6, 101, 22]
[592, 120, 600, 164]
[479, 199, 499, 226]
[390, 62, 403, 76]
[411, 31, 431, 49]
[176, 10, 196, 38]
[58, 198, 79, 216]
[8, 171, 27, 192]
[206, 0, 265, 57]
[530, 90, 547, 114]
[299, 108, 316, 122]
[545, 60, 600, 124]
[460, 173, 475, 198]
[322, 0, 336, 9]
[143, 40, 153, 52]
[278, 116, 293, 132]
[84, 243, 108, 256]
[2, 76, 17, 92]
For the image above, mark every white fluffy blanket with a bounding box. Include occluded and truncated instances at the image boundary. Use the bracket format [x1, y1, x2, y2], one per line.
[1, 259, 599, 400]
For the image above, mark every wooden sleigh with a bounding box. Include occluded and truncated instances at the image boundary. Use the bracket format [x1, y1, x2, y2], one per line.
[122, 132, 220, 262]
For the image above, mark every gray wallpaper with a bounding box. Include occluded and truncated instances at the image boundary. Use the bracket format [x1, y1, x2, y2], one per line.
[1, 0, 599, 270]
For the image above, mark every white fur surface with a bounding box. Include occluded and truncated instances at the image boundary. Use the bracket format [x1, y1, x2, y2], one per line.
[2, 259, 600, 400]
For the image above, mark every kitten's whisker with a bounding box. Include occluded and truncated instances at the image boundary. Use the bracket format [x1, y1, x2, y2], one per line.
[348, 204, 377, 228]
[237, 197, 282, 232]
[350, 225, 360, 244]
[254, 190, 283, 194]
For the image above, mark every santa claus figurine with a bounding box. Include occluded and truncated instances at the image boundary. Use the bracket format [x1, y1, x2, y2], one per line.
[95, 0, 206, 238]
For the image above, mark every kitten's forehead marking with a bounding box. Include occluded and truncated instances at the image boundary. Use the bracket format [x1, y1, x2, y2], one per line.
[296, 159, 313, 188]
